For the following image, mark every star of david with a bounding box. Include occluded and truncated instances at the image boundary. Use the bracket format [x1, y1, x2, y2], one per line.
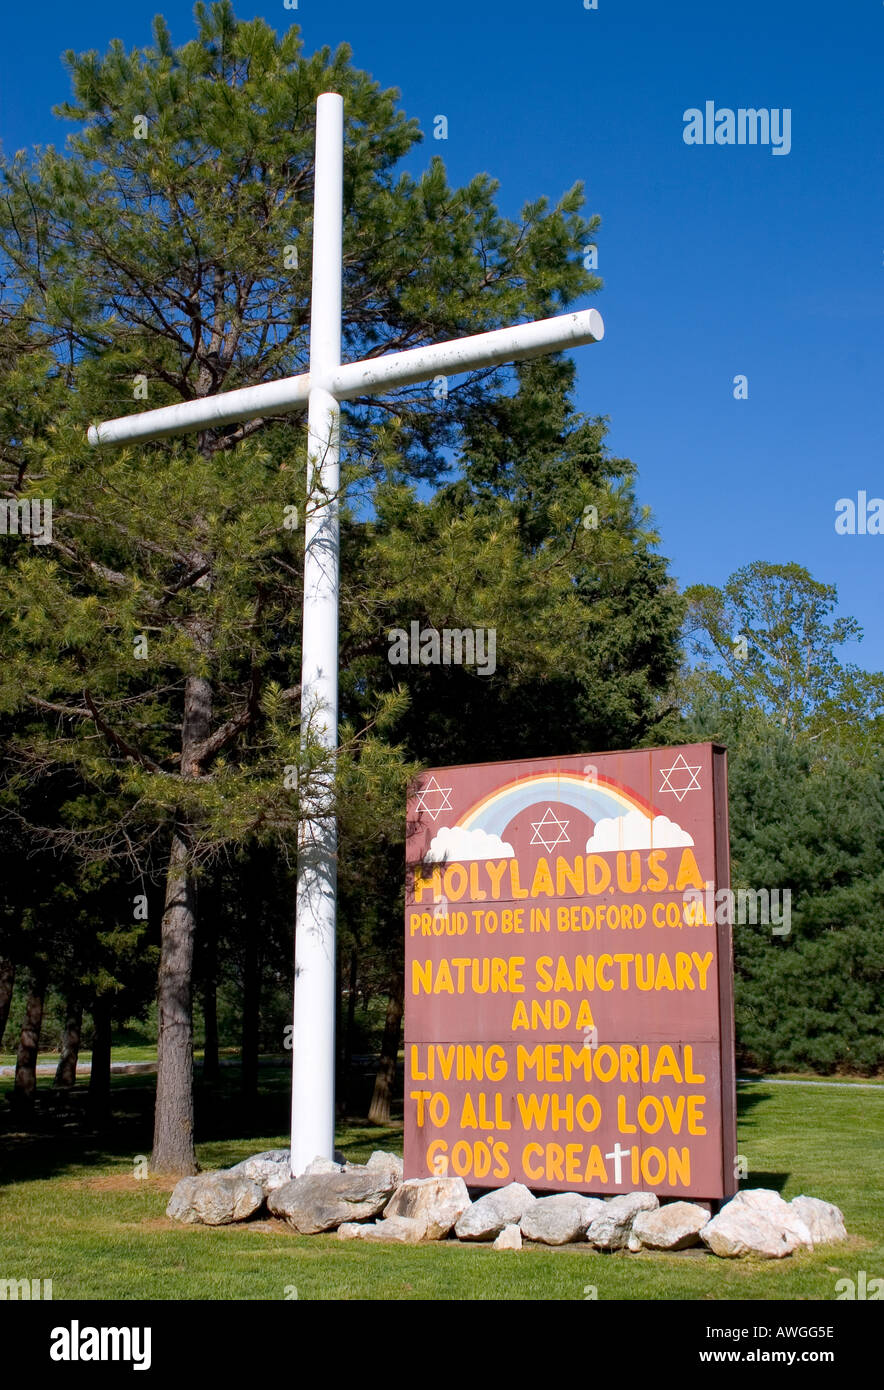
[530, 806, 571, 853]
[413, 776, 453, 822]
[658, 754, 702, 802]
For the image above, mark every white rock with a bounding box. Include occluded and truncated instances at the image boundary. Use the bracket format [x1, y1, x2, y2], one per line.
[455, 1183, 536, 1241]
[700, 1205, 803, 1259]
[362, 1151, 404, 1186]
[627, 1234, 642, 1252]
[267, 1169, 397, 1233]
[790, 1196, 847, 1245]
[227, 1150, 292, 1194]
[632, 1201, 710, 1250]
[521, 1193, 606, 1245]
[586, 1192, 659, 1249]
[167, 1172, 265, 1225]
[492, 1223, 523, 1250]
[729, 1189, 813, 1248]
[358, 1215, 426, 1244]
[336, 1221, 370, 1240]
[384, 1176, 471, 1239]
[304, 1156, 344, 1175]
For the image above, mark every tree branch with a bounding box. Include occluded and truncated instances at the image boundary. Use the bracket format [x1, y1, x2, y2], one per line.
[82, 690, 166, 773]
[189, 668, 262, 770]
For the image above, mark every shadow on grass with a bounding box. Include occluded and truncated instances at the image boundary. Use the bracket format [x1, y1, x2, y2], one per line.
[741, 1171, 791, 1192]
[736, 1080, 790, 1192]
[736, 1080, 772, 1125]
[0, 1066, 402, 1184]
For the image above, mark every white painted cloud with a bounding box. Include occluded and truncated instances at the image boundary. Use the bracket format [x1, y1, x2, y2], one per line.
[586, 810, 694, 852]
[425, 826, 515, 862]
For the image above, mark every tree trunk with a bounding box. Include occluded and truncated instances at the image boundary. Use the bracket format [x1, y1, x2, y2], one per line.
[343, 947, 358, 1110]
[0, 956, 14, 1050]
[87, 998, 112, 1124]
[151, 828, 199, 1173]
[11, 965, 47, 1118]
[367, 972, 404, 1126]
[151, 651, 213, 1175]
[241, 923, 260, 1111]
[54, 999, 83, 1087]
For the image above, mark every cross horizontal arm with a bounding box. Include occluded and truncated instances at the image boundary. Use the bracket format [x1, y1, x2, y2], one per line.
[86, 308, 604, 447]
[331, 307, 604, 402]
[86, 371, 311, 447]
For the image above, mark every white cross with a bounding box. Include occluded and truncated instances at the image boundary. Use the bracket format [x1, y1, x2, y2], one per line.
[89, 94, 605, 1176]
[605, 1142, 632, 1185]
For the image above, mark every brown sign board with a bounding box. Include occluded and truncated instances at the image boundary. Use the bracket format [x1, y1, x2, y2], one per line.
[404, 743, 737, 1200]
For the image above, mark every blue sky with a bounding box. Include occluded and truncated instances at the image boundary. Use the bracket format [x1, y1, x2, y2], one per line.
[2, 0, 882, 667]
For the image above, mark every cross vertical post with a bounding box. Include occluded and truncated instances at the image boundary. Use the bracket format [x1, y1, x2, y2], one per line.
[292, 92, 344, 1173]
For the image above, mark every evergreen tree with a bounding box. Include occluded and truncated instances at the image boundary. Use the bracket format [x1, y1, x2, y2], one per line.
[684, 560, 884, 756]
[728, 737, 884, 1073]
[681, 564, 884, 1073]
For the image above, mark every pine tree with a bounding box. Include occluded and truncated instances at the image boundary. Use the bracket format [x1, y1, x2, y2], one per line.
[681, 564, 884, 1072]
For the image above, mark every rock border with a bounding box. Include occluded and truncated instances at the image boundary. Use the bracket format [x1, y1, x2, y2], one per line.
[166, 1158, 848, 1259]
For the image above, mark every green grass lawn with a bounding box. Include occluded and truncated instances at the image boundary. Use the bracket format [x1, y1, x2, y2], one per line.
[0, 1069, 881, 1300]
